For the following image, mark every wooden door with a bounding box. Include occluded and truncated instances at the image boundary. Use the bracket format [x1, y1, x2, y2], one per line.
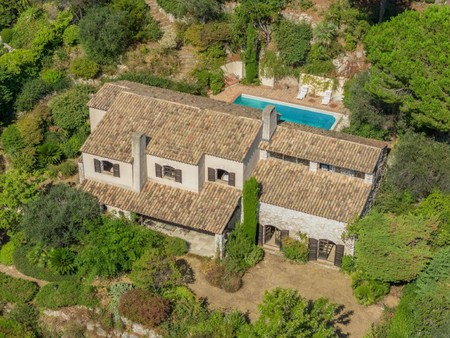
[264, 225, 273, 244]
[334, 244, 345, 267]
[308, 238, 318, 261]
[257, 224, 264, 246]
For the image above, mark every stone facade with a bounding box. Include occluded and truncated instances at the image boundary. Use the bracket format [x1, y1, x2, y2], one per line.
[259, 202, 355, 255]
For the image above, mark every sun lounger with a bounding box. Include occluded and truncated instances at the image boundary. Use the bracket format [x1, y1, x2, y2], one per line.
[296, 85, 308, 100]
[321, 90, 332, 105]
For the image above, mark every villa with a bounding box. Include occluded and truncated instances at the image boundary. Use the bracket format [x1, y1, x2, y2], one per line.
[79, 81, 388, 266]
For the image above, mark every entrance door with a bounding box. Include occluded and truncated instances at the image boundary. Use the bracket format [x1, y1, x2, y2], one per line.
[318, 239, 335, 261]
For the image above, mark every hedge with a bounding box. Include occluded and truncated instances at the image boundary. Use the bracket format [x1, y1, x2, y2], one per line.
[35, 281, 98, 309]
[0, 272, 39, 303]
[13, 245, 78, 283]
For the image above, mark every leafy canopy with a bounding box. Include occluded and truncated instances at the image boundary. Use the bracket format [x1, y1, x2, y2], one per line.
[21, 184, 101, 248]
[365, 6, 450, 132]
[239, 288, 339, 338]
[353, 212, 434, 283]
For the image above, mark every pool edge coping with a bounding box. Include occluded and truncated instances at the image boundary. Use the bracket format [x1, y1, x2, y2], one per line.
[239, 94, 343, 131]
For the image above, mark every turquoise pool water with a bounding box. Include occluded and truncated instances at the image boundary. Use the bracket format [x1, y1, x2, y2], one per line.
[233, 95, 336, 130]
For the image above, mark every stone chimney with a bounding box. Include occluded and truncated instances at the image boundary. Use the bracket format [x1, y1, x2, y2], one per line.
[132, 132, 147, 192]
[262, 105, 278, 141]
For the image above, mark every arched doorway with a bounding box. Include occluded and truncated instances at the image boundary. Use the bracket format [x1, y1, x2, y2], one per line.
[259, 225, 289, 251]
[318, 239, 336, 262]
[308, 238, 345, 267]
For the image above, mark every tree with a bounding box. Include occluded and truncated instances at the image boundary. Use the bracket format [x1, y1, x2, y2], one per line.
[0, 0, 25, 30]
[273, 19, 312, 68]
[21, 184, 101, 248]
[78, 6, 131, 63]
[0, 170, 41, 235]
[242, 176, 258, 241]
[364, 6, 450, 133]
[76, 216, 163, 277]
[354, 212, 433, 283]
[343, 71, 389, 140]
[49, 85, 94, 135]
[239, 288, 339, 337]
[183, 0, 221, 23]
[244, 24, 258, 84]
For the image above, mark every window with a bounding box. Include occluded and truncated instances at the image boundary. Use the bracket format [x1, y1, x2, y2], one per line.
[268, 151, 283, 159]
[297, 158, 310, 166]
[320, 163, 331, 171]
[208, 167, 235, 187]
[355, 171, 365, 179]
[94, 159, 120, 177]
[284, 155, 297, 163]
[163, 165, 176, 180]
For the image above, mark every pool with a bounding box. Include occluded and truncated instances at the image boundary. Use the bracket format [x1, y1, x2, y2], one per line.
[233, 94, 337, 130]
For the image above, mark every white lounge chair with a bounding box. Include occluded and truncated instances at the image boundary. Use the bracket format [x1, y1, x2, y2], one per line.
[321, 90, 332, 105]
[296, 85, 308, 100]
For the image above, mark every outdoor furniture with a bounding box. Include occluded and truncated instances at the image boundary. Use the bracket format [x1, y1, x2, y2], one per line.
[296, 85, 308, 100]
[321, 90, 332, 105]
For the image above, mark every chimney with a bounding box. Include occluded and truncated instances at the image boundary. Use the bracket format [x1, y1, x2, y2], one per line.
[132, 132, 147, 192]
[262, 105, 278, 141]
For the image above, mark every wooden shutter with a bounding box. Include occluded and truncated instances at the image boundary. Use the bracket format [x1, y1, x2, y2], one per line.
[113, 164, 120, 177]
[279, 230, 289, 248]
[155, 163, 162, 178]
[175, 169, 182, 183]
[308, 238, 318, 261]
[228, 172, 236, 187]
[257, 224, 264, 246]
[208, 167, 216, 182]
[94, 159, 101, 173]
[334, 244, 345, 267]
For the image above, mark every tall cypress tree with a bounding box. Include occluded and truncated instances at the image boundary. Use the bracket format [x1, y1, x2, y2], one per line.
[244, 23, 258, 84]
[243, 177, 259, 242]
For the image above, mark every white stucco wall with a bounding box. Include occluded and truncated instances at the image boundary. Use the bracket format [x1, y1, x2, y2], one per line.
[147, 155, 200, 192]
[221, 61, 245, 79]
[259, 202, 354, 255]
[204, 155, 244, 189]
[89, 108, 107, 132]
[82, 153, 133, 189]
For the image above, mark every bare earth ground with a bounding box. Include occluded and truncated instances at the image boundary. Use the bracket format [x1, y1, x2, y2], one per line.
[0, 263, 47, 287]
[186, 254, 383, 338]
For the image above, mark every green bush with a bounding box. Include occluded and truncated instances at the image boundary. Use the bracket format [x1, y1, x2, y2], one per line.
[63, 25, 79, 46]
[209, 70, 224, 94]
[15, 78, 53, 112]
[0, 272, 39, 303]
[1, 125, 24, 155]
[119, 289, 170, 327]
[61, 125, 90, 158]
[40, 69, 65, 85]
[164, 236, 188, 256]
[156, 0, 187, 18]
[1, 28, 13, 43]
[109, 282, 133, 316]
[0, 318, 33, 338]
[0, 241, 15, 265]
[281, 235, 308, 263]
[340, 255, 356, 274]
[48, 248, 77, 275]
[302, 59, 335, 76]
[352, 273, 390, 305]
[69, 57, 99, 79]
[52, 160, 78, 178]
[9, 303, 40, 334]
[13, 245, 78, 282]
[36, 281, 98, 309]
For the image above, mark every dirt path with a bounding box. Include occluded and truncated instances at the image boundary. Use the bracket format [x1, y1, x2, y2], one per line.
[186, 254, 383, 338]
[0, 263, 48, 287]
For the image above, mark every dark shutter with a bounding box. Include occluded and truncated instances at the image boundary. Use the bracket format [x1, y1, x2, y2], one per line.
[334, 244, 345, 267]
[113, 164, 120, 177]
[257, 224, 264, 246]
[175, 169, 182, 183]
[279, 230, 289, 248]
[208, 167, 216, 182]
[228, 172, 236, 187]
[155, 163, 162, 178]
[308, 238, 318, 261]
[94, 159, 101, 173]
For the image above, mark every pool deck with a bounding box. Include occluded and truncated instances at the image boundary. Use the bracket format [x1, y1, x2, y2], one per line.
[211, 84, 350, 131]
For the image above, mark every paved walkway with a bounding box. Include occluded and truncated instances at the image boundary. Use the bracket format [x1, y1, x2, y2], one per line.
[0, 263, 48, 287]
[186, 254, 383, 338]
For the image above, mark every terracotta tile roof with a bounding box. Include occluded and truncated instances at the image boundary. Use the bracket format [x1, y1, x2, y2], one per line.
[82, 180, 241, 234]
[260, 123, 387, 173]
[254, 159, 372, 222]
[88, 81, 262, 119]
[82, 90, 262, 164]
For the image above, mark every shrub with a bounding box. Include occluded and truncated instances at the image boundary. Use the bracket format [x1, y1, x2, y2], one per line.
[281, 235, 308, 263]
[220, 272, 242, 293]
[0, 241, 15, 265]
[48, 248, 77, 275]
[0, 318, 33, 338]
[119, 289, 170, 327]
[0, 272, 39, 303]
[1, 28, 13, 43]
[16, 111, 44, 148]
[40, 69, 65, 85]
[2, 125, 24, 155]
[209, 70, 224, 94]
[69, 57, 99, 79]
[164, 236, 188, 256]
[9, 303, 40, 334]
[52, 160, 78, 178]
[303, 59, 335, 76]
[61, 125, 90, 158]
[340, 255, 356, 274]
[13, 245, 78, 282]
[352, 273, 390, 305]
[203, 259, 226, 288]
[108, 282, 133, 316]
[62, 25, 79, 46]
[156, 0, 187, 18]
[15, 78, 52, 112]
[36, 281, 98, 309]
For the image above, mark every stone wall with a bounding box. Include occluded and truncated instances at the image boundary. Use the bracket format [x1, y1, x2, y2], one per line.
[259, 202, 354, 255]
